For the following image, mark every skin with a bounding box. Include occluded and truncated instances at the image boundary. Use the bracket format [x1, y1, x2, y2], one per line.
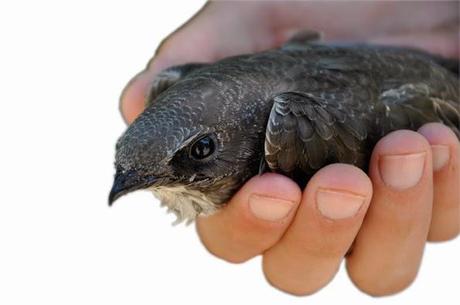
[119, 1, 460, 296]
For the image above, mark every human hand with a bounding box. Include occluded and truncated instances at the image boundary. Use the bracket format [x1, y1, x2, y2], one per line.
[119, 1, 460, 296]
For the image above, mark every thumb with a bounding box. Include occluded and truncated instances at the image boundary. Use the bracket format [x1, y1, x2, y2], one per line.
[119, 2, 277, 124]
[119, 2, 215, 124]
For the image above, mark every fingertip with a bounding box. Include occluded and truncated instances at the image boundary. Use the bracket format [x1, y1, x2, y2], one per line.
[418, 123, 460, 241]
[418, 122, 459, 146]
[301, 164, 372, 223]
[229, 173, 302, 223]
[236, 173, 302, 204]
[373, 130, 431, 156]
[418, 123, 459, 171]
[306, 164, 373, 199]
[196, 173, 301, 263]
[370, 130, 432, 191]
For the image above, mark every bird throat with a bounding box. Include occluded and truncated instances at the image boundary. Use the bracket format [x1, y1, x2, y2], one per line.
[149, 185, 220, 224]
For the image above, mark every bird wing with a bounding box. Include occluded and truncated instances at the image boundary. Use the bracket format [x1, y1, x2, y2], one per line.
[264, 82, 460, 179]
[146, 63, 208, 107]
[375, 83, 460, 138]
[264, 91, 370, 178]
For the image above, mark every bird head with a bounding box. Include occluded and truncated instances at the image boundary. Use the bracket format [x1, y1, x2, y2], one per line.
[109, 77, 268, 222]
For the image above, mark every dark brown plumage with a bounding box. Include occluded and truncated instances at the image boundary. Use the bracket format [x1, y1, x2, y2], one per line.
[110, 35, 459, 222]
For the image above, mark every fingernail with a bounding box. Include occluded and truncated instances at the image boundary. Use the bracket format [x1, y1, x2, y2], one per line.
[431, 145, 450, 171]
[248, 194, 295, 221]
[316, 189, 365, 219]
[379, 152, 426, 190]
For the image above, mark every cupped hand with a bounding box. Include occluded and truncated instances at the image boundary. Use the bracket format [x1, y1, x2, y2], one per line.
[119, 1, 460, 296]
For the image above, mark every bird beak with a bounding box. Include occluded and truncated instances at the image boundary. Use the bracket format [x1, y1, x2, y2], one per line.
[108, 169, 158, 206]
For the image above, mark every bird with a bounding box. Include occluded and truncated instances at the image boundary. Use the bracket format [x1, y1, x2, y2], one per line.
[109, 32, 459, 224]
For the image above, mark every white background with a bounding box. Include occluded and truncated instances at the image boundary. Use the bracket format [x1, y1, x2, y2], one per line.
[0, 1, 458, 304]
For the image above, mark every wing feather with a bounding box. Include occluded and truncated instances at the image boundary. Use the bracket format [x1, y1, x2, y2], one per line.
[265, 91, 368, 175]
[378, 83, 460, 137]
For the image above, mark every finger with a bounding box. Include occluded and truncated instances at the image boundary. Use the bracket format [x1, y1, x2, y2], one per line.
[118, 22, 214, 124]
[347, 130, 433, 296]
[118, 3, 214, 125]
[262, 164, 372, 296]
[418, 123, 460, 241]
[119, 2, 281, 124]
[196, 173, 301, 263]
[369, 30, 459, 58]
[147, 1, 278, 70]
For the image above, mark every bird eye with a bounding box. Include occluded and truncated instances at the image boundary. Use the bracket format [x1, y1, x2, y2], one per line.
[190, 135, 216, 160]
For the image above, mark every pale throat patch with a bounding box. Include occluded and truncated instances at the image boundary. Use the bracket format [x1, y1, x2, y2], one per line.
[149, 185, 219, 224]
